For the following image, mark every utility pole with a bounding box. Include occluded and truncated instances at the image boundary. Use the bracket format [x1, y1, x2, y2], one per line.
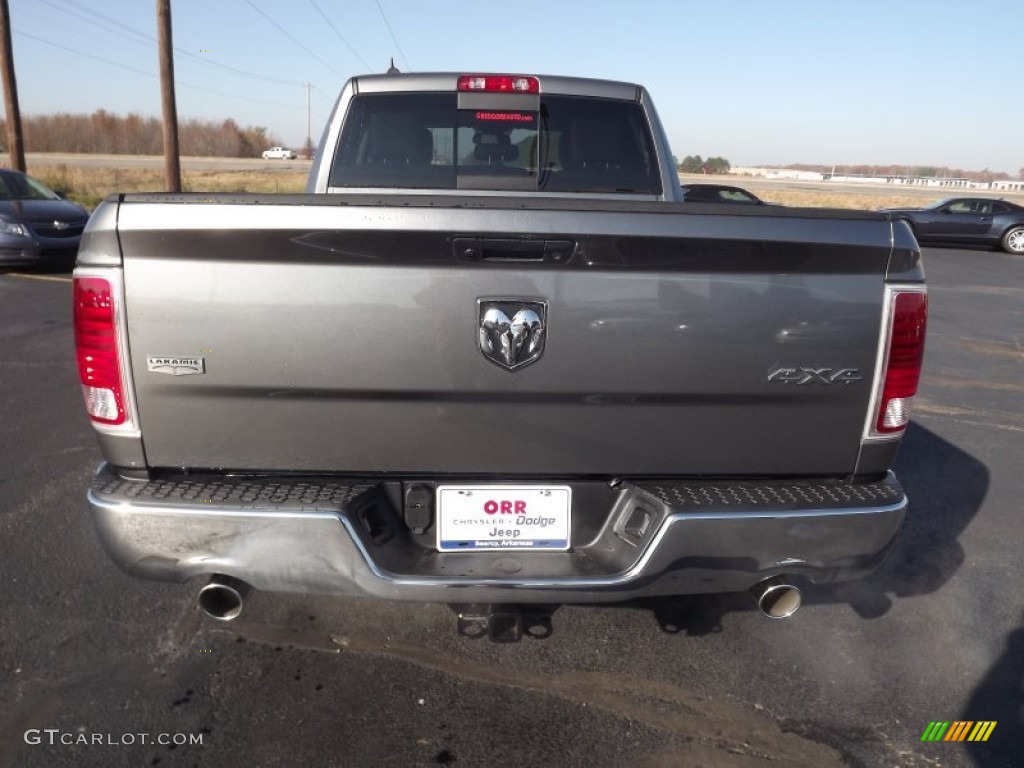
[0, 0, 26, 171]
[156, 0, 180, 191]
[306, 82, 311, 158]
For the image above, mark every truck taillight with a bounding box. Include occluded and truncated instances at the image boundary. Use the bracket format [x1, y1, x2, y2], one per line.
[871, 288, 928, 435]
[457, 75, 539, 93]
[74, 275, 132, 427]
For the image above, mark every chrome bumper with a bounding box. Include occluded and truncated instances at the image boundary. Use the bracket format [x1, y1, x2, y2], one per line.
[87, 464, 906, 604]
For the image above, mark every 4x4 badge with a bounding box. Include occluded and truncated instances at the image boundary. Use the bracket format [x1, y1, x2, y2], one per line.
[478, 299, 547, 371]
[767, 366, 862, 385]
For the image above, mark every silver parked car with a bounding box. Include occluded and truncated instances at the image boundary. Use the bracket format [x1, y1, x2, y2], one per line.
[0, 169, 90, 268]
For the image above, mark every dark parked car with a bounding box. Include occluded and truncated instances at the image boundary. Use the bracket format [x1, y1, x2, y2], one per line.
[680, 183, 765, 205]
[0, 169, 90, 268]
[882, 197, 1024, 254]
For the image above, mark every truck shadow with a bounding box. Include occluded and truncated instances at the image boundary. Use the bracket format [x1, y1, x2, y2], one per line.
[622, 422, 988, 634]
[962, 617, 1023, 766]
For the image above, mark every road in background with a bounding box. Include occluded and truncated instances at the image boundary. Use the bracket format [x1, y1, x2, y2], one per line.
[686, 174, 1024, 205]
[22, 154, 1024, 205]
[0, 247, 1021, 767]
[24, 152, 311, 173]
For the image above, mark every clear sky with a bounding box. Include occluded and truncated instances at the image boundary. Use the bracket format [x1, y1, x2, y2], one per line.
[8, 0, 1023, 174]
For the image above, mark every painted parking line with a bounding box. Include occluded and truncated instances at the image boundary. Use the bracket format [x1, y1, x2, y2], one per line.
[3, 273, 73, 283]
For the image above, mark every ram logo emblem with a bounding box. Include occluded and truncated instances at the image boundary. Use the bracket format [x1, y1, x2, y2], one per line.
[478, 300, 547, 371]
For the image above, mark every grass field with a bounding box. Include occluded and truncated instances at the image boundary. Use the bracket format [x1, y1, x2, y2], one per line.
[28, 160, 1017, 212]
[745, 188, 930, 209]
[30, 164, 308, 208]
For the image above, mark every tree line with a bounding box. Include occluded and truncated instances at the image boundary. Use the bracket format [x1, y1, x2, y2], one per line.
[677, 155, 731, 174]
[784, 163, 1015, 183]
[0, 110, 282, 157]
[676, 157, 1020, 181]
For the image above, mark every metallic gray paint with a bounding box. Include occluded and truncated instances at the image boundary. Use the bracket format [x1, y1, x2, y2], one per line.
[885, 218, 926, 282]
[114, 199, 890, 243]
[306, 77, 355, 194]
[74, 199, 122, 267]
[852, 439, 902, 478]
[639, 87, 682, 203]
[353, 72, 642, 100]
[117, 191, 889, 216]
[93, 433, 148, 471]
[113, 200, 892, 476]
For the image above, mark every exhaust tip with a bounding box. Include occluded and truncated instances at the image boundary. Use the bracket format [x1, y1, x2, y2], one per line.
[751, 576, 802, 619]
[198, 576, 250, 621]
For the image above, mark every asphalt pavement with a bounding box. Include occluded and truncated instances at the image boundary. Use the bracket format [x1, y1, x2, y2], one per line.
[0, 247, 1021, 768]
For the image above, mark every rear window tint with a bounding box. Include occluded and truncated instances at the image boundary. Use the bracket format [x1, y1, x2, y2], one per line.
[329, 93, 660, 194]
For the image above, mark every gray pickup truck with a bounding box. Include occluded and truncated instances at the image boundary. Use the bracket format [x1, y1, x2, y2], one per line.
[76, 72, 927, 632]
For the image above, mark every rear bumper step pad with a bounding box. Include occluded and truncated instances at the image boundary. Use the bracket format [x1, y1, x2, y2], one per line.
[88, 465, 906, 603]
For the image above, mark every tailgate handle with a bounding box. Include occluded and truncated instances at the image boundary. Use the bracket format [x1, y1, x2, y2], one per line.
[454, 238, 576, 264]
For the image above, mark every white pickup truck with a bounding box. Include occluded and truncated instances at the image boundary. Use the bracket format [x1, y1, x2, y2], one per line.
[261, 146, 297, 160]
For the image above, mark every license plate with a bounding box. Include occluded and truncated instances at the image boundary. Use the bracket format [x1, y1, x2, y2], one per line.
[436, 485, 572, 552]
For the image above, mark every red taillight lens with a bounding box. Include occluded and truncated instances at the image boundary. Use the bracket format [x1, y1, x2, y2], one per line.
[457, 75, 539, 93]
[74, 276, 127, 425]
[875, 290, 928, 434]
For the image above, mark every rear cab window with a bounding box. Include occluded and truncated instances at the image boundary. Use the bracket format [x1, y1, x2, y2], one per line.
[329, 90, 661, 195]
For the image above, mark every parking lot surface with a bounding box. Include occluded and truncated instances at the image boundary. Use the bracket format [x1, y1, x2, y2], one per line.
[0, 246, 1021, 767]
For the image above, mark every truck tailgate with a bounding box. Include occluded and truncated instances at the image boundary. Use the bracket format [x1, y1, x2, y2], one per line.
[117, 196, 891, 477]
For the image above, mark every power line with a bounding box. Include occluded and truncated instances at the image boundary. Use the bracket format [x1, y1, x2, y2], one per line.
[174, 49, 305, 88]
[14, 28, 153, 78]
[13, 29, 303, 110]
[50, 0, 151, 42]
[17, 3, 151, 53]
[177, 81, 303, 110]
[14, 6, 153, 67]
[42, 0, 150, 43]
[37, 0, 305, 88]
[374, 0, 409, 70]
[309, 0, 372, 72]
[244, 0, 342, 78]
